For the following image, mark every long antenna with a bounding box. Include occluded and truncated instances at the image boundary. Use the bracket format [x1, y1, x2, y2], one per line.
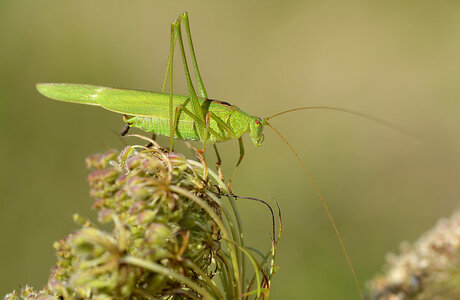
[265, 122, 364, 300]
[265, 106, 419, 140]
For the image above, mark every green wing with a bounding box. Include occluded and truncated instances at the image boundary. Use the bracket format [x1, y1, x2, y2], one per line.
[36, 83, 189, 117]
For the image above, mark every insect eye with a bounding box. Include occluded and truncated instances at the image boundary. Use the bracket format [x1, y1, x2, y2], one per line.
[255, 120, 261, 125]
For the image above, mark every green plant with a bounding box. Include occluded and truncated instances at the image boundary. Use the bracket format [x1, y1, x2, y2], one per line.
[5, 141, 279, 299]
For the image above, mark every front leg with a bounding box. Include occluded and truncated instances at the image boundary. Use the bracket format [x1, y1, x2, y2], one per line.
[227, 137, 245, 189]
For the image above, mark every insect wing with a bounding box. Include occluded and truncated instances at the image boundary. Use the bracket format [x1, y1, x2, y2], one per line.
[37, 83, 187, 117]
[36, 83, 101, 106]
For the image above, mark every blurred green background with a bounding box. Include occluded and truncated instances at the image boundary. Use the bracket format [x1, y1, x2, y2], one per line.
[2, 1, 460, 299]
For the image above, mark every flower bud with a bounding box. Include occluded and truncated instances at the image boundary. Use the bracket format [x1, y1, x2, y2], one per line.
[145, 223, 172, 247]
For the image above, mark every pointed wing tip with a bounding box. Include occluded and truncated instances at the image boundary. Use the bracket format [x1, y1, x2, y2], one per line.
[36, 83, 78, 96]
[35, 82, 75, 100]
[36, 83, 48, 95]
[36, 83, 60, 96]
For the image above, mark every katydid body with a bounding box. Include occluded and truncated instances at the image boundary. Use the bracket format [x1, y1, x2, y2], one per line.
[36, 83, 264, 145]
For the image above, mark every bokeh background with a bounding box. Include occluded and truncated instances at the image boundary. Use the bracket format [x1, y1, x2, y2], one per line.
[2, 1, 460, 299]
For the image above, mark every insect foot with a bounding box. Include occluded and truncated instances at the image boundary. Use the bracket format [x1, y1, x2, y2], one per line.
[5, 143, 279, 300]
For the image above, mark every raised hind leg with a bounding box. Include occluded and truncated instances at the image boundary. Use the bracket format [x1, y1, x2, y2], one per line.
[180, 12, 208, 98]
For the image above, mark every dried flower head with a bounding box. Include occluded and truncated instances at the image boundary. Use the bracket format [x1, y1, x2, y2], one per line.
[368, 210, 460, 300]
[5, 143, 279, 299]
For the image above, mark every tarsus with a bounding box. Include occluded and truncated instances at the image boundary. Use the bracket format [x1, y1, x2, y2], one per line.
[265, 122, 364, 300]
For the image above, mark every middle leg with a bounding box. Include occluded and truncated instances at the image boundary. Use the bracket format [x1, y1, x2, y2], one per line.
[213, 144, 225, 182]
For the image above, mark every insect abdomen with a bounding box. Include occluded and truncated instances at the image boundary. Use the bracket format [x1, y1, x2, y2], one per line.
[129, 116, 200, 141]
